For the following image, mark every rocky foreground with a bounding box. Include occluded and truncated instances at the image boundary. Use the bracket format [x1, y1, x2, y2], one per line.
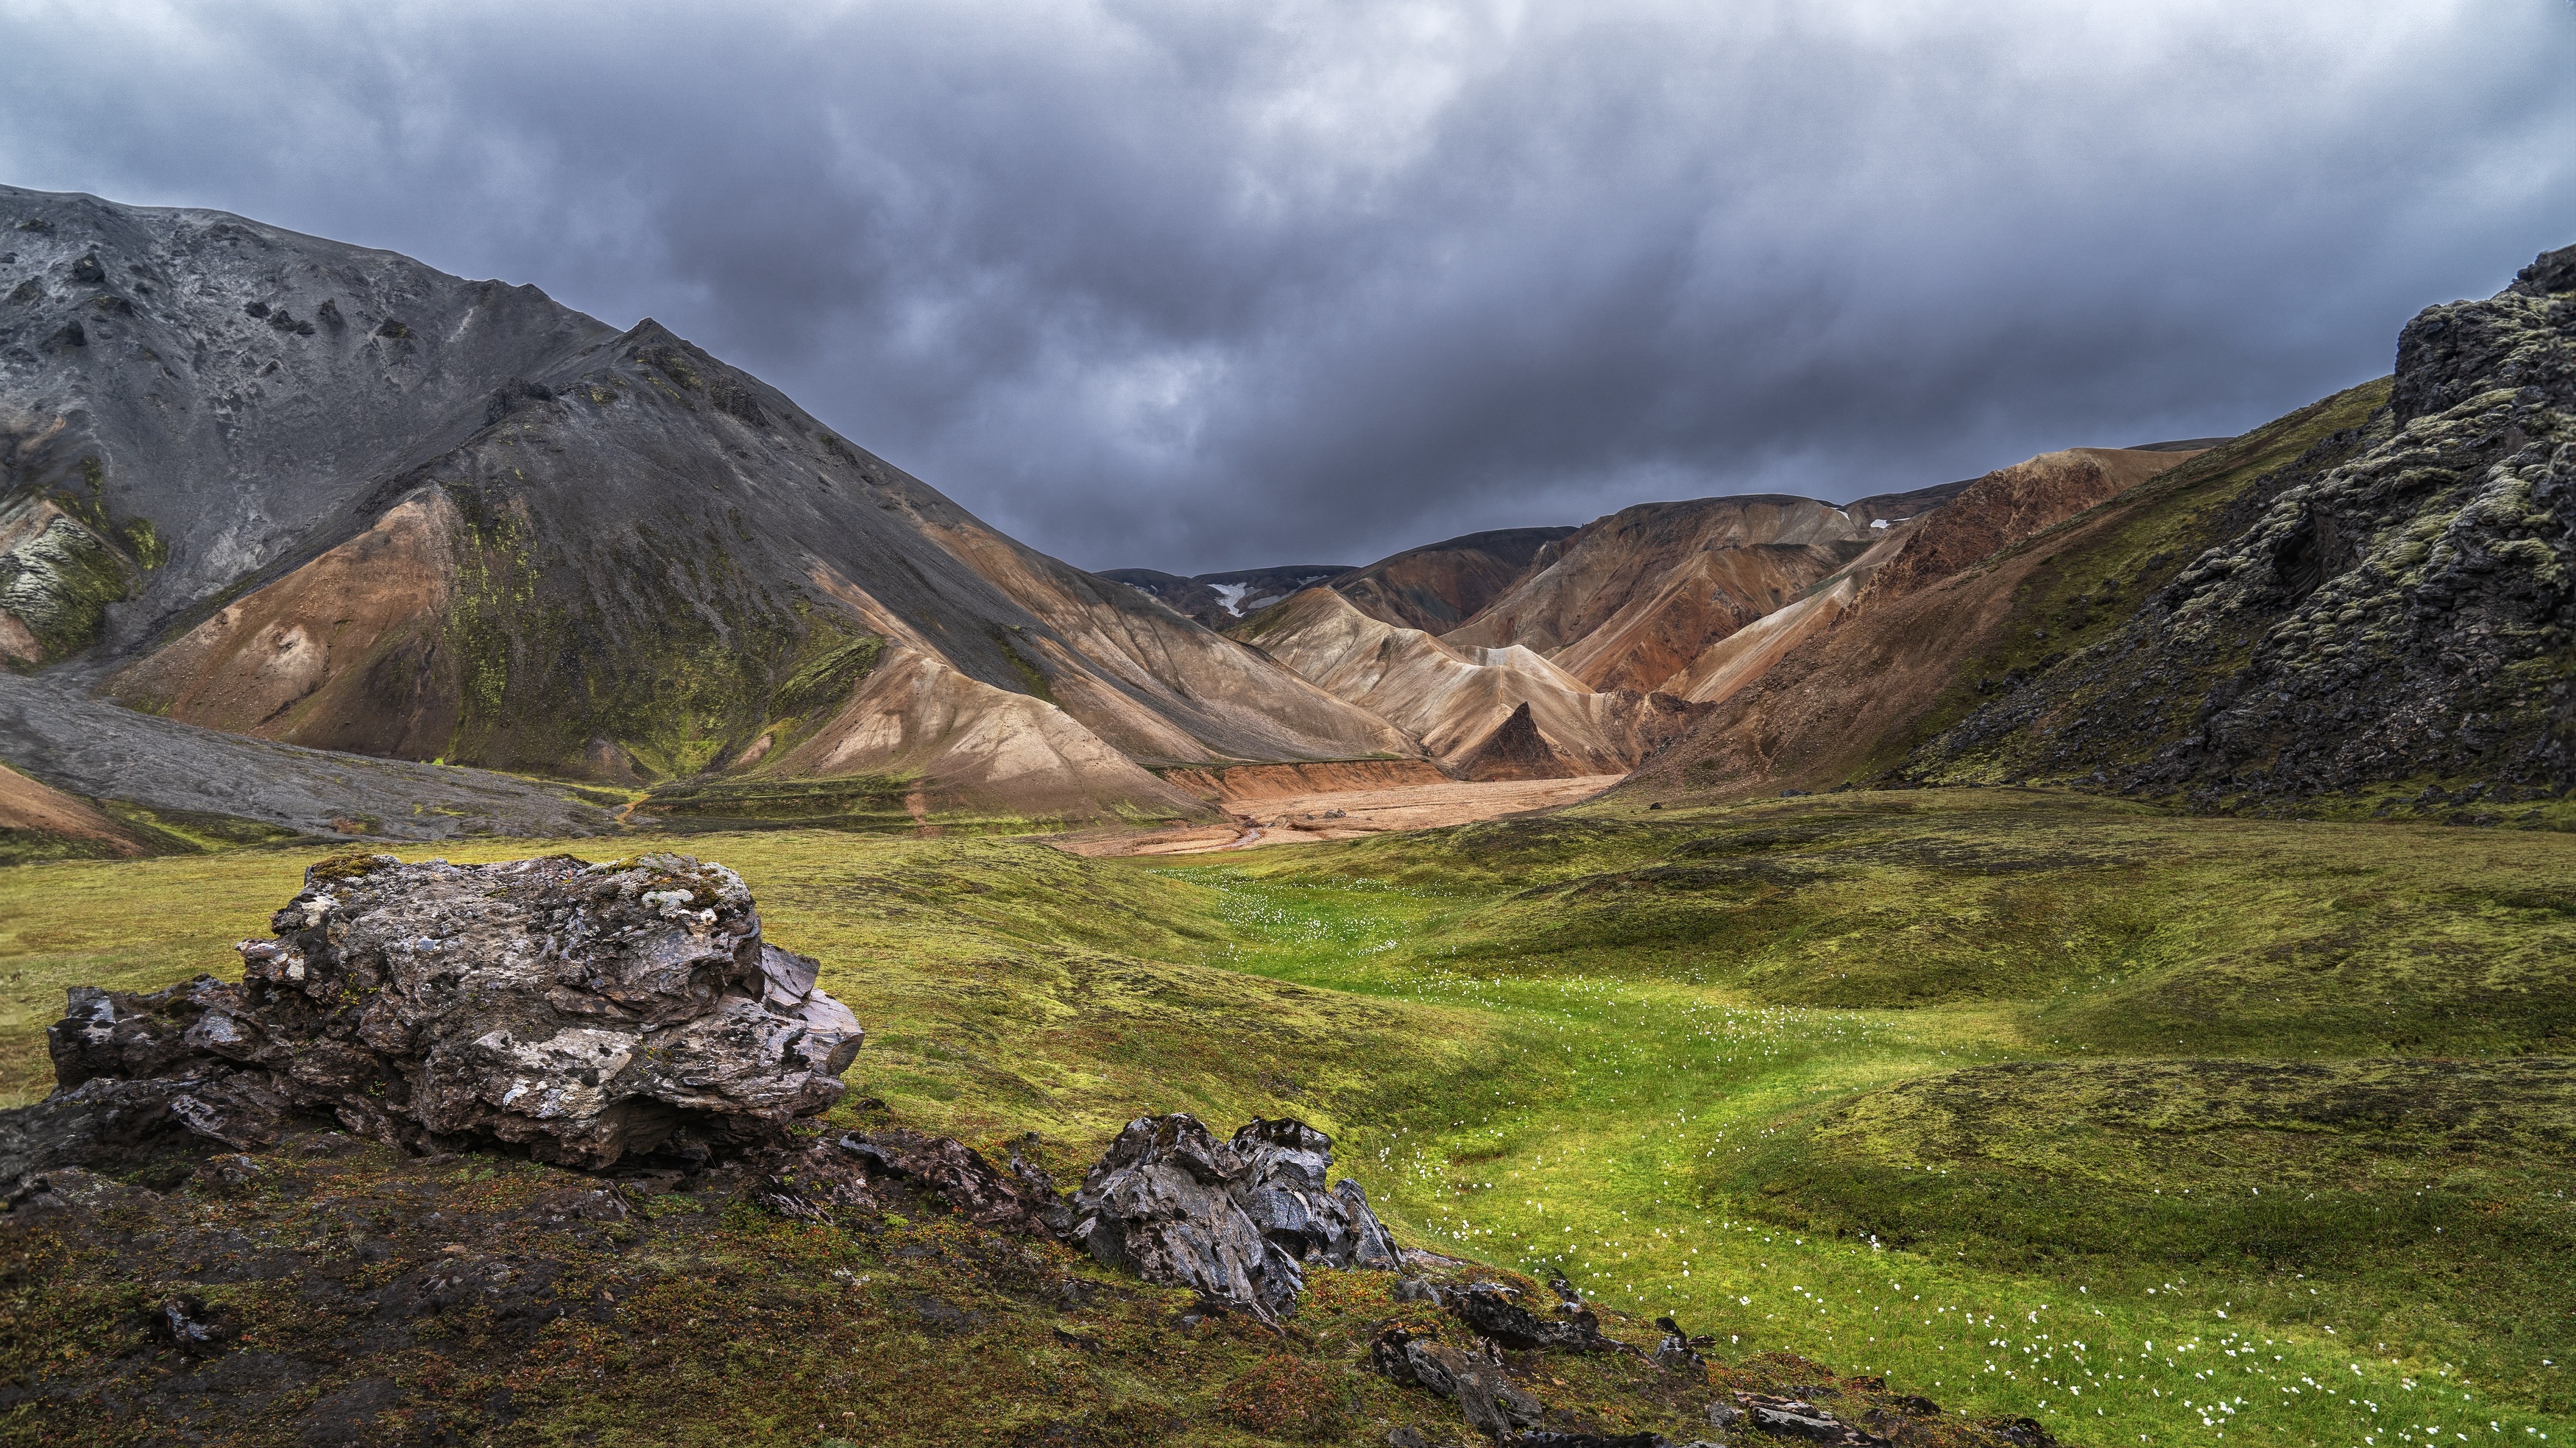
[1, 855, 2062, 1447]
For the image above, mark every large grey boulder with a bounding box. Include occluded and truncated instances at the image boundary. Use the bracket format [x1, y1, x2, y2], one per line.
[1067, 1112, 1401, 1320]
[19, 851, 860, 1182]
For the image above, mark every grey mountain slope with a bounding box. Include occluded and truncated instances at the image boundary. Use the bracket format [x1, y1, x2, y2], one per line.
[0, 671, 611, 840]
[1, 190, 618, 653]
[0, 185, 1411, 806]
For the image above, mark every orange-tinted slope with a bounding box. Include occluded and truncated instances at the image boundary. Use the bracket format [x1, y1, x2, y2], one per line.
[0, 762, 141, 856]
[1859, 449, 2190, 606]
[1234, 587, 1707, 777]
[1444, 486, 1961, 694]
[107, 493, 461, 759]
[1617, 447, 2205, 801]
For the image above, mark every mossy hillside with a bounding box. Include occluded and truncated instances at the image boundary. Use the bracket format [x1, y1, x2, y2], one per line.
[0, 1138, 1975, 1448]
[1196, 795, 2576, 1442]
[0, 453, 175, 665]
[760, 628, 886, 742]
[0, 827, 129, 869]
[1856, 380, 2393, 785]
[634, 776, 921, 832]
[1727, 1056, 2576, 1413]
[1235, 789, 2576, 1057]
[438, 472, 818, 780]
[0, 514, 134, 663]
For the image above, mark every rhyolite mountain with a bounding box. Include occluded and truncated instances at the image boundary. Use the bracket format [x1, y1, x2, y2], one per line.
[1438, 483, 1972, 695]
[1627, 242, 2576, 817]
[1211, 484, 1994, 785]
[0, 185, 1415, 815]
[1229, 586, 1707, 778]
[1317, 526, 1578, 634]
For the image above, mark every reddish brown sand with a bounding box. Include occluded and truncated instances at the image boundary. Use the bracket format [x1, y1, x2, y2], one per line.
[1056, 773, 1622, 856]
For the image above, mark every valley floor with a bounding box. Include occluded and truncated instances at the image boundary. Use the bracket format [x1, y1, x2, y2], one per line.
[1061, 773, 1624, 856]
[2, 791, 2570, 1447]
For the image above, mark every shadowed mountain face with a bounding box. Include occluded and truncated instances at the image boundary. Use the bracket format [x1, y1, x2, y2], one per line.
[0, 186, 1413, 814]
[1099, 564, 1353, 629]
[1323, 526, 1577, 634]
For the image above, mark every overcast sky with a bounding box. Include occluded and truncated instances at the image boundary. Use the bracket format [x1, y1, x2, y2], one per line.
[2, 1, 2571, 573]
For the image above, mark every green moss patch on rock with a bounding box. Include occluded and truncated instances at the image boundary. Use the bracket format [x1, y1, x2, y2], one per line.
[0, 513, 133, 661]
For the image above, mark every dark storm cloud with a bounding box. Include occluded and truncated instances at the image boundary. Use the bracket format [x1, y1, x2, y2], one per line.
[2, 1, 2571, 572]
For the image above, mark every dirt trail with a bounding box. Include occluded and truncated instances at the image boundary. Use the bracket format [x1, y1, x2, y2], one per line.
[1057, 774, 1622, 856]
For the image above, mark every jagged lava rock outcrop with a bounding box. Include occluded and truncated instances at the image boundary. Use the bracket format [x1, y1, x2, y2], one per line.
[14, 852, 860, 1188]
[1907, 242, 2576, 803]
[1069, 1113, 1401, 1320]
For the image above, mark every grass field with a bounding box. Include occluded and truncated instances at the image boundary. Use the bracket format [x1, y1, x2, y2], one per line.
[1, 789, 2569, 1447]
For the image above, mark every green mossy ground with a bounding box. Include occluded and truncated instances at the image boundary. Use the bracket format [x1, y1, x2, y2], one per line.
[1, 792, 2569, 1445]
[634, 776, 923, 832]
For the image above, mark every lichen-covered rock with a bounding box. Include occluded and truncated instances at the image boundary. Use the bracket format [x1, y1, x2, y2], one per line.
[1067, 1112, 1402, 1320]
[28, 852, 861, 1174]
[0, 505, 134, 663]
[1070, 1114, 1295, 1317]
[0, 1071, 291, 1201]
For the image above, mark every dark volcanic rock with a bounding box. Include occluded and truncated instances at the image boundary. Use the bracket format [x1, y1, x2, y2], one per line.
[1066, 1112, 1401, 1320]
[10, 851, 860, 1186]
[1229, 1116, 1404, 1271]
[1070, 1114, 1293, 1317]
[1449, 1280, 1618, 1352]
[842, 1127, 1066, 1235]
[1652, 1315, 1708, 1374]
[1727, 1391, 1891, 1448]
[2512, 243, 2576, 301]
[1906, 239, 2576, 806]
[1454, 700, 1578, 782]
[1504, 1422, 1690, 1432]
[1370, 1325, 1545, 1438]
